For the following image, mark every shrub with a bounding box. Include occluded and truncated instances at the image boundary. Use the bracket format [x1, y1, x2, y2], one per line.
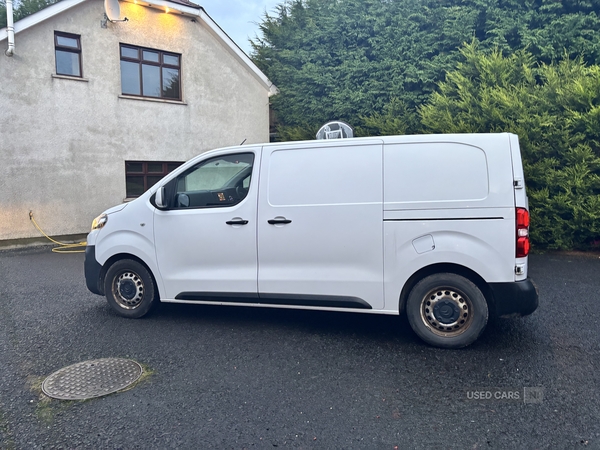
[421, 42, 600, 250]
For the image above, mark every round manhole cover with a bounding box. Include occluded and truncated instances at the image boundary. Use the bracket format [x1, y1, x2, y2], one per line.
[42, 358, 143, 400]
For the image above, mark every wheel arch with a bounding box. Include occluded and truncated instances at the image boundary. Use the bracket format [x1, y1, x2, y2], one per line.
[398, 263, 493, 316]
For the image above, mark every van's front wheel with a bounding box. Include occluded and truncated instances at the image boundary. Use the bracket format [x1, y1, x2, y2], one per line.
[406, 273, 488, 348]
[104, 259, 157, 318]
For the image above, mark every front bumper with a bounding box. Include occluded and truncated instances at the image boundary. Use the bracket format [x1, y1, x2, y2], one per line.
[489, 278, 539, 318]
[84, 245, 104, 296]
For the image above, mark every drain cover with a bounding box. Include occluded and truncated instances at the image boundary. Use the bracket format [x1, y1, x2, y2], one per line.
[42, 358, 143, 400]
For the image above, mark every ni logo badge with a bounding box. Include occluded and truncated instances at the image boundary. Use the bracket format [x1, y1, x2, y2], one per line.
[523, 387, 544, 404]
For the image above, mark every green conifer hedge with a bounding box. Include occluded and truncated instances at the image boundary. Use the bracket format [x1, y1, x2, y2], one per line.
[421, 43, 600, 250]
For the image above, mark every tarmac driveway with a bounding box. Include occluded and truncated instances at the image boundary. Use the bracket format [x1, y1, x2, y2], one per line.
[0, 247, 599, 449]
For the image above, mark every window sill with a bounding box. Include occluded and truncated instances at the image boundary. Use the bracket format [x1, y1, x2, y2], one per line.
[118, 95, 187, 105]
[52, 74, 89, 82]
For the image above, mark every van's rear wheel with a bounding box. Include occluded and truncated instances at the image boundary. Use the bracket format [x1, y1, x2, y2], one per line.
[406, 273, 488, 348]
[104, 259, 157, 318]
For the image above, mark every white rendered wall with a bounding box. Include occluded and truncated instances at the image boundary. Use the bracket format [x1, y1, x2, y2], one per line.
[0, 0, 271, 240]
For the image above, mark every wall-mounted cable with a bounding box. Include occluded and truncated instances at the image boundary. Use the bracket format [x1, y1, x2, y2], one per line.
[29, 211, 87, 253]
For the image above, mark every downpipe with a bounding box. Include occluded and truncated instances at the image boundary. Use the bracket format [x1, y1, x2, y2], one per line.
[5, 0, 15, 56]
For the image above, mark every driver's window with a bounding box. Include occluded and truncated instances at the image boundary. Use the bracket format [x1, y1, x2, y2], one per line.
[174, 153, 254, 209]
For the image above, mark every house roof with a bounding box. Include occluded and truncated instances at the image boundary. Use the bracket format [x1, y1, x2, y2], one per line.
[165, 0, 201, 9]
[0, 0, 277, 95]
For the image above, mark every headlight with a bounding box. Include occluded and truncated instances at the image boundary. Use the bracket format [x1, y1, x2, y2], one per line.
[91, 213, 108, 230]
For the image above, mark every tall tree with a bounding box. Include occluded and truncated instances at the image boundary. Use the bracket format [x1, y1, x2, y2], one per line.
[252, 0, 600, 138]
[421, 43, 600, 249]
[1, 0, 61, 29]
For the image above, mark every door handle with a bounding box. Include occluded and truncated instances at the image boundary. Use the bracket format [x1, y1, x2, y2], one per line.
[226, 219, 249, 225]
[268, 218, 292, 225]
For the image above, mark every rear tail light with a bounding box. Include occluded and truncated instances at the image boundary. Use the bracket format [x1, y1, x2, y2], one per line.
[516, 207, 530, 257]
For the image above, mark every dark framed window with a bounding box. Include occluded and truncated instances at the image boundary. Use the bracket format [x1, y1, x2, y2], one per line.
[54, 31, 82, 77]
[120, 44, 182, 100]
[125, 161, 183, 198]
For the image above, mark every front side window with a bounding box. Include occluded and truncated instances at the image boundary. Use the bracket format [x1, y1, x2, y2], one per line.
[55, 32, 82, 77]
[120, 44, 181, 100]
[125, 161, 183, 198]
[172, 153, 254, 209]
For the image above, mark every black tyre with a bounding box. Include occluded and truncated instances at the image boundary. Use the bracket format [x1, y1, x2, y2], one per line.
[406, 273, 488, 349]
[104, 259, 158, 318]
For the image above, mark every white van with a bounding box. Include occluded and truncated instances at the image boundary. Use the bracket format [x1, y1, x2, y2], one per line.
[85, 133, 538, 348]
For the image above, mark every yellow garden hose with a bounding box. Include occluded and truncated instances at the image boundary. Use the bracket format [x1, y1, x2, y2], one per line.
[29, 211, 87, 253]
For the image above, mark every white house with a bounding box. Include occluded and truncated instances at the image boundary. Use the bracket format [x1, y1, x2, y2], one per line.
[0, 0, 276, 243]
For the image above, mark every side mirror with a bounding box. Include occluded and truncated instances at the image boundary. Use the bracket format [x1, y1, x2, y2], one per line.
[155, 186, 166, 208]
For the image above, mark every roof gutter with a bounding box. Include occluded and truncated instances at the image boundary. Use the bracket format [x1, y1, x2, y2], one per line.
[5, 0, 14, 56]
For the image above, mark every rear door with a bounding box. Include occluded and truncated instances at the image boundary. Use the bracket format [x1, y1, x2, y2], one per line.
[257, 140, 385, 309]
[509, 133, 530, 280]
[509, 133, 528, 210]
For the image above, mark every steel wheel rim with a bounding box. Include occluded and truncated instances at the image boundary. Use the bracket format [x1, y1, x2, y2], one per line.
[420, 287, 473, 337]
[112, 271, 144, 309]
